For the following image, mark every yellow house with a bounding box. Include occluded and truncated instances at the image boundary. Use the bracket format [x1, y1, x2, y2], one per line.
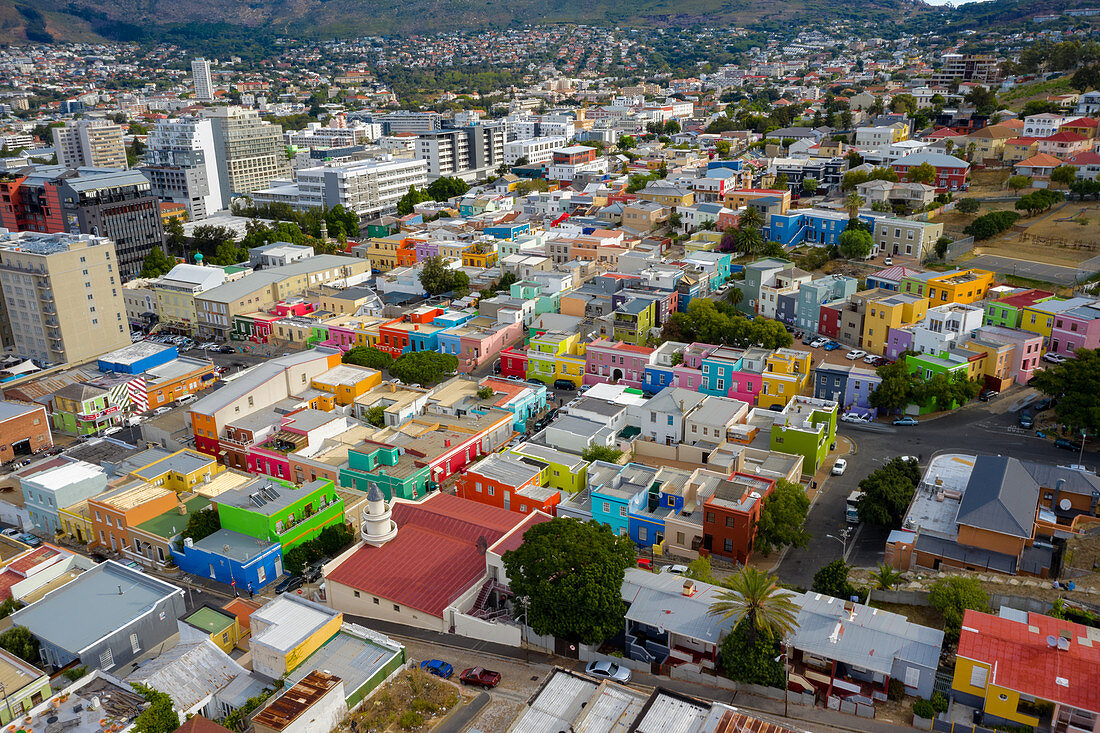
[129, 449, 224, 492]
[759, 349, 812, 409]
[637, 185, 695, 209]
[862, 293, 929, 356]
[182, 606, 244, 654]
[249, 595, 344, 678]
[310, 364, 383, 406]
[1019, 300, 1065, 340]
[966, 124, 1017, 165]
[925, 268, 993, 305]
[526, 330, 586, 387]
[685, 230, 723, 253]
[59, 499, 95, 544]
[361, 236, 402, 272]
[462, 245, 499, 269]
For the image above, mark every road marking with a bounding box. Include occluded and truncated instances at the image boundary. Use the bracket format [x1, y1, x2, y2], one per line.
[843, 523, 863, 563]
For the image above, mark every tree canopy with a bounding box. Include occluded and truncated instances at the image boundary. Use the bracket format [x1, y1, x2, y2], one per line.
[502, 518, 635, 644]
[812, 559, 859, 601]
[581, 445, 624, 463]
[419, 255, 470, 296]
[754, 479, 810, 556]
[906, 162, 937, 186]
[140, 247, 175, 278]
[0, 626, 39, 664]
[389, 351, 458, 386]
[181, 507, 221, 546]
[963, 210, 1020, 241]
[662, 299, 793, 350]
[132, 683, 180, 733]
[342, 346, 394, 371]
[857, 457, 921, 529]
[1030, 348, 1100, 437]
[708, 567, 799, 644]
[838, 227, 873, 260]
[929, 576, 990, 641]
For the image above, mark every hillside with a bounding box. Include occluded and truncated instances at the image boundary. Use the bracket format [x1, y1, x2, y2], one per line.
[1, 0, 929, 45]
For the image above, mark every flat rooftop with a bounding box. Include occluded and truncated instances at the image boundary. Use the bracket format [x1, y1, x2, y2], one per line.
[251, 595, 340, 655]
[904, 453, 976, 539]
[283, 623, 403, 701]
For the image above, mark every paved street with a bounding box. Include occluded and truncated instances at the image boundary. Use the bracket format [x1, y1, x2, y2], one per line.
[965, 254, 1084, 285]
[776, 387, 1087, 589]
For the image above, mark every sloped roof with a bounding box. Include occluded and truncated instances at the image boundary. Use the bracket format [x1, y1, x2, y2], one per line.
[955, 456, 1039, 538]
[127, 638, 246, 712]
[1016, 153, 1064, 169]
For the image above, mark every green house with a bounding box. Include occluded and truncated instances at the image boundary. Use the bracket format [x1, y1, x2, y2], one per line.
[612, 299, 656, 345]
[509, 441, 588, 494]
[983, 290, 1058, 329]
[216, 477, 345, 551]
[769, 396, 838, 476]
[0, 648, 51, 725]
[51, 382, 126, 436]
[904, 352, 973, 414]
[341, 445, 430, 501]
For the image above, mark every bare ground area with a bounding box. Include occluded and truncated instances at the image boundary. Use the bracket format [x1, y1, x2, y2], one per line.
[943, 198, 1100, 267]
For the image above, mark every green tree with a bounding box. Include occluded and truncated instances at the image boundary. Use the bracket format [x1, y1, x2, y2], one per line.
[502, 518, 635, 644]
[342, 346, 394, 371]
[419, 255, 470, 296]
[163, 216, 187, 257]
[773, 173, 789, 190]
[426, 176, 470, 202]
[708, 567, 799, 644]
[580, 445, 624, 463]
[140, 247, 175, 278]
[389, 351, 459, 386]
[181, 507, 220, 546]
[1007, 175, 1032, 193]
[801, 176, 819, 196]
[1030, 348, 1100, 437]
[871, 563, 904, 590]
[476, 385, 494, 400]
[755, 479, 810, 556]
[838, 228, 873, 260]
[617, 135, 636, 151]
[845, 192, 865, 217]
[0, 598, 22, 619]
[915, 372, 981, 410]
[713, 140, 731, 156]
[964, 87, 998, 116]
[717, 623, 785, 687]
[857, 457, 921, 529]
[0, 626, 39, 663]
[684, 555, 715, 584]
[929, 577, 990, 641]
[963, 210, 1020, 240]
[956, 198, 980, 214]
[906, 162, 937, 186]
[934, 236, 953, 260]
[364, 405, 386, 428]
[397, 185, 432, 216]
[812, 559, 857, 600]
[132, 683, 180, 733]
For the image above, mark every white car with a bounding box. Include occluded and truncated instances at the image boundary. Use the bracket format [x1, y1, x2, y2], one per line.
[585, 660, 632, 683]
[103, 426, 123, 436]
[832, 458, 848, 475]
[840, 412, 870, 424]
[884, 257, 893, 266]
[863, 353, 878, 364]
[661, 564, 689, 575]
[153, 406, 173, 416]
[811, 338, 828, 348]
[1042, 352, 1068, 364]
[845, 349, 867, 361]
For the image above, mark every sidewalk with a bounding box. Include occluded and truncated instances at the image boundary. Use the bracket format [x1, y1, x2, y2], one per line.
[344, 614, 918, 733]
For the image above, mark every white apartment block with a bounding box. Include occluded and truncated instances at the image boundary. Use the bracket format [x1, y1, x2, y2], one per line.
[142, 116, 224, 220]
[1022, 114, 1067, 138]
[192, 58, 214, 102]
[52, 120, 128, 170]
[285, 122, 381, 149]
[205, 106, 290, 204]
[415, 125, 506, 182]
[503, 136, 567, 165]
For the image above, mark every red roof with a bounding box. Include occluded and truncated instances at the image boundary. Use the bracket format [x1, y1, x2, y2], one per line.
[173, 717, 233, 733]
[1017, 153, 1064, 169]
[994, 289, 1056, 308]
[1063, 117, 1099, 128]
[1067, 152, 1100, 166]
[489, 512, 550, 556]
[1042, 131, 1088, 143]
[325, 493, 531, 617]
[6, 545, 62, 575]
[957, 609, 1100, 714]
[0, 570, 20, 601]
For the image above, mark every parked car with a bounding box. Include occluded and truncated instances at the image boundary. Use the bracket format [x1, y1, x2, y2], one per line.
[840, 412, 870, 424]
[218, 346, 235, 354]
[1019, 412, 1034, 429]
[274, 575, 305, 594]
[585, 660, 632, 683]
[1054, 438, 1083, 451]
[832, 458, 847, 476]
[17, 534, 41, 547]
[1033, 397, 1053, 412]
[176, 395, 196, 406]
[0, 528, 21, 539]
[103, 426, 123, 436]
[823, 341, 841, 351]
[802, 335, 816, 345]
[899, 455, 918, 464]
[863, 354, 878, 364]
[978, 389, 999, 402]
[153, 406, 173, 416]
[459, 667, 501, 688]
[845, 349, 867, 361]
[1043, 352, 1068, 364]
[810, 338, 828, 348]
[884, 257, 893, 266]
[420, 660, 454, 679]
[660, 564, 688, 575]
[893, 416, 919, 426]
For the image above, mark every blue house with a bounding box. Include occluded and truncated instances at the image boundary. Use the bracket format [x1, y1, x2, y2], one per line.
[485, 222, 531, 240]
[171, 528, 283, 590]
[814, 363, 851, 405]
[628, 483, 675, 548]
[644, 362, 675, 394]
[797, 275, 858, 334]
[766, 209, 877, 248]
[700, 347, 745, 397]
[437, 330, 462, 358]
[588, 462, 658, 538]
[682, 251, 733, 288]
[707, 160, 744, 172]
[98, 342, 178, 375]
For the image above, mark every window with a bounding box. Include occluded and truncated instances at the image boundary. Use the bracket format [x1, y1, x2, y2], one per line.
[723, 538, 733, 552]
[393, 604, 400, 612]
[619, 506, 627, 517]
[130, 633, 141, 654]
[676, 532, 685, 544]
[639, 527, 647, 542]
[602, 502, 610, 513]
[488, 486, 495, 496]
[969, 665, 988, 689]
[667, 415, 673, 425]
[99, 648, 114, 669]
[726, 516, 736, 528]
[705, 511, 715, 523]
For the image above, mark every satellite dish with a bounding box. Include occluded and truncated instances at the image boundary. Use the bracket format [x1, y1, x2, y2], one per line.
[1046, 635, 1058, 648]
[1057, 637, 1071, 651]
[1059, 498, 1072, 511]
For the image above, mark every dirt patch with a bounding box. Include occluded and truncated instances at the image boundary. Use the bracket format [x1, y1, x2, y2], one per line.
[868, 601, 945, 630]
[966, 169, 1011, 194]
[337, 667, 469, 733]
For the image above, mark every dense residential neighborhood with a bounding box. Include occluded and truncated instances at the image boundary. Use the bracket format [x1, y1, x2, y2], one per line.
[0, 9, 1099, 733]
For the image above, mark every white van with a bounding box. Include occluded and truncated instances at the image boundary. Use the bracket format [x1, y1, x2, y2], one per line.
[176, 394, 196, 406]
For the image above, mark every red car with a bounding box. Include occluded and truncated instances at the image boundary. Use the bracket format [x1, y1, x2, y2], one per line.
[459, 667, 501, 688]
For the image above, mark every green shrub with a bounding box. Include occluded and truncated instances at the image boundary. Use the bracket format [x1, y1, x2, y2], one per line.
[398, 711, 424, 730]
[931, 691, 948, 713]
[913, 698, 935, 719]
[888, 678, 906, 701]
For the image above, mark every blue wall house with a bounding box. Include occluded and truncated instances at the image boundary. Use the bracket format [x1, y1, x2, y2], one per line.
[171, 528, 284, 590]
[643, 363, 676, 395]
[588, 462, 657, 538]
[97, 342, 178, 375]
[797, 275, 858, 334]
[485, 223, 531, 240]
[700, 348, 745, 397]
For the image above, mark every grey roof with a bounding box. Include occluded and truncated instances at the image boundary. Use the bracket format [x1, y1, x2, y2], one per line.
[1019, 460, 1100, 498]
[126, 638, 246, 712]
[190, 348, 340, 415]
[914, 532, 1017, 574]
[193, 528, 277, 563]
[216, 672, 270, 709]
[10, 561, 182, 655]
[788, 593, 944, 675]
[0, 400, 43, 422]
[469, 454, 543, 486]
[621, 569, 737, 645]
[197, 255, 358, 304]
[641, 387, 707, 418]
[686, 396, 747, 426]
[955, 456, 1040, 538]
[283, 624, 403, 700]
[366, 484, 384, 502]
[893, 151, 969, 169]
[217, 478, 330, 517]
[133, 450, 212, 478]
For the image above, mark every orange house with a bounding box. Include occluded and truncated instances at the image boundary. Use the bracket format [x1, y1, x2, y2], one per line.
[455, 454, 559, 516]
[88, 483, 183, 553]
[396, 238, 419, 267]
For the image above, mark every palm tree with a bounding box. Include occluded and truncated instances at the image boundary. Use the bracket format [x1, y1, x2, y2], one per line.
[737, 206, 764, 231]
[725, 287, 744, 307]
[845, 192, 865, 219]
[707, 567, 799, 644]
[871, 563, 904, 591]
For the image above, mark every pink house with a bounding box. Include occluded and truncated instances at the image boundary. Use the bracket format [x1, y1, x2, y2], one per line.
[324, 324, 361, 352]
[583, 339, 654, 389]
[457, 320, 524, 373]
[1050, 302, 1100, 357]
[671, 342, 719, 391]
[272, 301, 316, 317]
[977, 326, 1044, 386]
[246, 409, 348, 480]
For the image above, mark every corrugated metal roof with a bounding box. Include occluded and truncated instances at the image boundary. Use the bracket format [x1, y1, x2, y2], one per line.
[126, 638, 246, 711]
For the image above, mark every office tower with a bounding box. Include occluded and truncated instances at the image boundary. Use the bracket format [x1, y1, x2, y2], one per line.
[0, 231, 131, 365]
[142, 116, 224, 220]
[414, 124, 506, 181]
[52, 120, 128, 170]
[205, 106, 291, 205]
[192, 58, 214, 102]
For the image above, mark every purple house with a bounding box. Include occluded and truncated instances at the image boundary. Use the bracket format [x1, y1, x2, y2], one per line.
[884, 327, 914, 361]
[1050, 301, 1100, 356]
[323, 324, 360, 352]
[414, 240, 440, 262]
[845, 366, 882, 415]
[672, 342, 718, 392]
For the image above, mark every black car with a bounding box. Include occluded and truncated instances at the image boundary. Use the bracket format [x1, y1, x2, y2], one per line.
[275, 575, 306, 593]
[1054, 438, 1083, 451]
[802, 335, 815, 345]
[1033, 397, 1053, 412]
[553, 380, 576, 391]
[979, 389, 999, 402]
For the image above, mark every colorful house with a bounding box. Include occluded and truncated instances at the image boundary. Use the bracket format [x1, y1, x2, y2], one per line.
[983, 289, 1057, 329]
[1019, 297, 1092, 343]
[0, 648, 50, 726]
[455, 454, 558, 516]
[182, 605, 244, 654]
[612, 298, 657, 345]
[769, 396, 838, 475]
[50, 382, 126, 436]
[759, 348, 812, 410]
[341, 444, 431, 501]
[310, 365, 383, 407]
[509, 441, 588, 494]
[216, 476, 345, 551]
[88, 482, 186, 554]
[702, 472, 777, 564]
[584, 339, 654, 390]
[586, 462, 659, 538]
[526, 330, 587, 388]
[127, 448, 223, 492]
[862, 292, 929, 356]
[924, 268, 994, 306]
[1049, 300, 1100, 356]
[172, 528, 284, 590]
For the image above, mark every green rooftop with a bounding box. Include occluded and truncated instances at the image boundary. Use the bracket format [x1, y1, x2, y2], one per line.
[185, 606, 235, 634]
[136, 495, 211, 539]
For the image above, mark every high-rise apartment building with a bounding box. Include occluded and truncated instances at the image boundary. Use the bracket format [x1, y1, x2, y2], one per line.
[930, 54, 1000, 86]
[52, 120, 128, 170]
[192, 58, 214, 102]
[415, 124, 506, 181]
[250, 157, 428, 222]
[0, 167, 163, 281]
[205, 107, 290, 205]
[0, 230, 131, 365]
[142, 116, 224, 220]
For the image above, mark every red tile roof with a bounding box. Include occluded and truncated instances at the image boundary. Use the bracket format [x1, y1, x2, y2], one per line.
[1064, 117, 1099, 128]
[0, 570, 20, 601]
[994, 289, 1056, 308]
[325, 493, 529, 617]
[1042, 131, 1089, 143]
[957, 609, 1100, 714]
[489, 512, 551, 556]
[1016, 153, 1064, 168]
[174, 716, 234, 733]
[1067, 152, 1100, 166]
[7, 546, 62, 575]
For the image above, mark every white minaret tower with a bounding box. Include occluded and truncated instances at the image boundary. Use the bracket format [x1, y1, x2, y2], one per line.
[361, 483, 398, 547]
